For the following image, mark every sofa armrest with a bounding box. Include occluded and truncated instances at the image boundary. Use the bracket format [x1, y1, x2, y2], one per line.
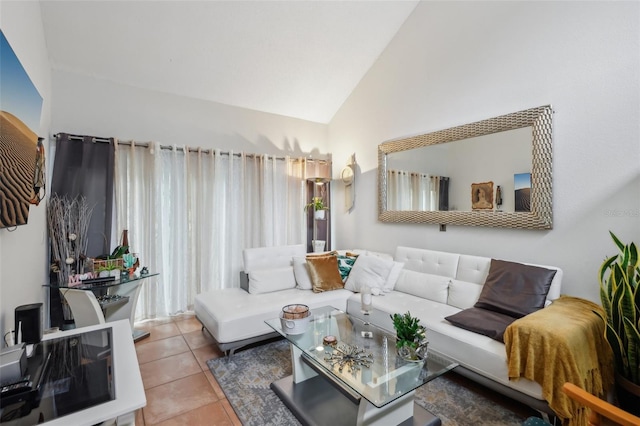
[240, 271, 249, 292]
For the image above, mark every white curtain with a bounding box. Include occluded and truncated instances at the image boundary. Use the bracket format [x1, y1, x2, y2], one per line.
[411, 172, 431, 211]
[115, 142, 306, 319]
[387, 169, 432, 211]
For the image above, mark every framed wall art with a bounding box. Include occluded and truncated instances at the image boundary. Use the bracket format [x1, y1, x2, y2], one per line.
[0, 30, 44, 228]
[514, 173, 531, 212]
[471, 181, 494, 210]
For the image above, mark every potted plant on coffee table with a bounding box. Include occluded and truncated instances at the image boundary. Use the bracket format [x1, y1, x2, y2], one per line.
[391, 311, 428, 362]
[597, 231, 640, 415]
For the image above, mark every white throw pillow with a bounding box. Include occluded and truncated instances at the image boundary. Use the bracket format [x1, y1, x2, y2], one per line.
[248, 267, 297, 294]
[292, 256, 313, 290]
[383, 261, 404, 292]
[394, 270, 450, 304]
[448, 279, 484, 310]
[344, 255, 394, 292]
[346, 249, 394, 261]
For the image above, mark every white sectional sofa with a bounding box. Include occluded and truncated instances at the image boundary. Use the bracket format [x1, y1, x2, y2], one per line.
[194, 244, 563, 415]
[194, 244, 354, 355]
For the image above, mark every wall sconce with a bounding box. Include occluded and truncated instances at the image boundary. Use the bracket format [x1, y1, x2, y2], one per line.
[29, 137, 46, 206]
[341, 153, 356, 212]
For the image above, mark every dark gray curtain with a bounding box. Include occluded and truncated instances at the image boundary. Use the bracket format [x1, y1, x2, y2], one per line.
[49, 133, 115, 327]
[439, 177, 450, 211]
[51, 133, 115, 257]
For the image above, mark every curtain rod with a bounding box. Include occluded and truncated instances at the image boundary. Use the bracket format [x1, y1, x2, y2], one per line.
[54, 133, 330, 163]
[54, 133, 112, 143]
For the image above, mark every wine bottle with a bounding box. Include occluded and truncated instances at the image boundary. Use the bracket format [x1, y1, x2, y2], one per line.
[110, 230, 130, 258]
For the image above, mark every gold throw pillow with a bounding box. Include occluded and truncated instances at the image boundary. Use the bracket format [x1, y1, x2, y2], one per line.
[306, 255, 344, 293]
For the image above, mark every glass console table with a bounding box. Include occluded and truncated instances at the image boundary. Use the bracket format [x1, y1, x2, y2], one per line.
[44, 273, 158, 342]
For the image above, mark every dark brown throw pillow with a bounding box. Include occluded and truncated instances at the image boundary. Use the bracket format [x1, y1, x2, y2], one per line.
[445, 307, 517, 343]
[306, 255, 344, 293]
[474, 259, 557, 318]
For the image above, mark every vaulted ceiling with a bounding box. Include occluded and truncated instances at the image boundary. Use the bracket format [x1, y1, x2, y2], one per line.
[40, 1, 418, 123]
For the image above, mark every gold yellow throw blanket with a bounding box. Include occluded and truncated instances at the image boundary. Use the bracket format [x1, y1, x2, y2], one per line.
[504, 295, 614, 425]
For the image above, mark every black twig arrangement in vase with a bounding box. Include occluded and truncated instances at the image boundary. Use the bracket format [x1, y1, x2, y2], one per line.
[47, 194, 94, 284]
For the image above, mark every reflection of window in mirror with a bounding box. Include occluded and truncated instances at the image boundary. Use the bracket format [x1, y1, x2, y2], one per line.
[386, 171, 449, 211]
[385, 127, 529, 213]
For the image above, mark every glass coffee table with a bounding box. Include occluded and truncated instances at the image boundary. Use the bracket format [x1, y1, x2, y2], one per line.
[265, 306, 457, 426]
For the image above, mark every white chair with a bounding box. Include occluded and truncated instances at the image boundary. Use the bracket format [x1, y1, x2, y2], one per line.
[59, 288, 105, 328]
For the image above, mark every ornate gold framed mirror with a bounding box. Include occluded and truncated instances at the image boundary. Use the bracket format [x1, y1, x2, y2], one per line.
[378, 105, 553, 229]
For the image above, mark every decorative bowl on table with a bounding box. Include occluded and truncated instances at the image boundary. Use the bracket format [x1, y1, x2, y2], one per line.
[280, 304, 311, 334]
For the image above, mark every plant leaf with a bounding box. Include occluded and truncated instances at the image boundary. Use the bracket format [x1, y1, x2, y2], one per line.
[610, 231, 625, 253]
[623, 316, 640, 384]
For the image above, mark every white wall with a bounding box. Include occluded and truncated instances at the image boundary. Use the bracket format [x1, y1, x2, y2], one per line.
[0, 1, 52, 342]
[328, 1, 640, 303]
[52, 71, 329, 157]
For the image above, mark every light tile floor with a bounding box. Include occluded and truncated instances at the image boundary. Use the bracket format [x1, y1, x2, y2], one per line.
[132, 315, 539, 425]
[133, 314, 241, 426]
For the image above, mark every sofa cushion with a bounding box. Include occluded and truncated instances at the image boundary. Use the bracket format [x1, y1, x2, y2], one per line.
[292, 256, 313, 290]
[346, 291, 461, 332]
[344, 254, 395, 292]
[425, 314, 545, 400]
[394, 269, 450, 304]
[448, 279, 484, 310]
[444, 307, 517, 342]
[383, 261, 404, 292]
[248, 267, 297, 294]
[195, 288, 353, 344]
[306, 255, 345, 293]
[474, 259, 557, 318]
[336, 254, 358, 281]
[455, 255, 492, 284]
[395, 246, 459, 277]
[346, 249, 394, 261]
[243, 244, 305, 272]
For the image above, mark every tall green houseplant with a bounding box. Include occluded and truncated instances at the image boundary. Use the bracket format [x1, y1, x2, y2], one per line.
[597, 231, 640, 386]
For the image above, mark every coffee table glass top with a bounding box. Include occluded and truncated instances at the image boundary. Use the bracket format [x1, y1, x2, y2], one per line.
[265, 306, 457, 408]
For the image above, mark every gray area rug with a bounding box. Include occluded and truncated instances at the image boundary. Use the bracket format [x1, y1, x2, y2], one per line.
[207, 339, 538, 426]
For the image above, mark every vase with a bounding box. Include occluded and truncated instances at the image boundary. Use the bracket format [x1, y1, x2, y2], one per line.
[397, 340, 429, 363]
[314, 210, 326, 220]
[615, 373, 640, 416]
[312, 240, 326, 253]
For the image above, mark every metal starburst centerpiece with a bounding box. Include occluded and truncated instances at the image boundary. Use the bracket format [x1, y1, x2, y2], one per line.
[324, 343, 373, 372]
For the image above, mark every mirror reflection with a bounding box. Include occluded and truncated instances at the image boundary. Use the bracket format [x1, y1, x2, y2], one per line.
[377, 105, 553, 229]
[386, 127, 531, 212]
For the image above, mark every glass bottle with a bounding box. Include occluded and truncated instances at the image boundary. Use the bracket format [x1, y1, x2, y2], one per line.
[361, 285, 372, 315]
